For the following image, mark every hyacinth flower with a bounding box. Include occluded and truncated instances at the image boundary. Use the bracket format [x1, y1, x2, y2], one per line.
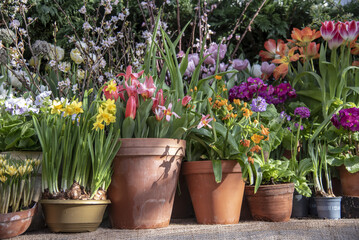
[259, 39, 285, 61]
[197, 114, 213, 129]
[250, 96, 268, 113]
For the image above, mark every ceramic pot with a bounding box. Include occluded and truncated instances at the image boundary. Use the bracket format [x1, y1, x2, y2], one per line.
[245, 183, 294, 222]
[315, 197, 342, 219]
[0, 203, 37, 239]
[309, 196, 318, 216]
[108, 138, 186, 229]
[41, 199, 110, 232]
[291, 191, 309, 218]
[182, 160, 245, 224]
[338, 165, 359, 197]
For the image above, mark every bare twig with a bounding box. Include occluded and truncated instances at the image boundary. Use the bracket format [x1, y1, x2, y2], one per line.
[176, 0, 181, 51]
[231, 0, 268, 59]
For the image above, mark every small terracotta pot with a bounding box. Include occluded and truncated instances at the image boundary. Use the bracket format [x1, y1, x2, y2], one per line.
[0, 203, 37, 239]
[245, 183, 294, 222]
[108, 138, 186, 229]
[182, 160, 245, 224]
[338, 165, 359, 197]
[41, 199, 110, 232]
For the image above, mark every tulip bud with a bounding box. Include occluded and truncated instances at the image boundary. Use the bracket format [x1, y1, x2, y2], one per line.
[125, 96, 137, 119]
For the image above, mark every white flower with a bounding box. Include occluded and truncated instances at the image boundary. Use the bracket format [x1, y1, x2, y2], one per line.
[7, 70, 22, 88]
[77, 69, 85, 80]
[118, 13, 125, 21]
[79, 5, 86, 14]
[124, 8, 129, 16]
[251, 64, 262, 78]
[58, 62, 71, 73]
[70, 48, 84, 64]
[48, 44, 65, 61]
[9, 20, 20, 29]
[83, 22, 93, 31]
[98, 75, 104, 84]
[49, 60, 57, 67]
[72, 84, 78, 94]
[35, 91, 52, 106]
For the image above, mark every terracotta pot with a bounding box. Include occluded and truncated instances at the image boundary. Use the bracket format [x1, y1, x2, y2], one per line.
[338, 165, 359, 197]
[245, 183, 294, 222]
[108, 138, 186, 229]
[0, 202, 37, 239]
[182, 160, 245, 224]
[1, 151, 44, 231]
[41, 199, 110, 232]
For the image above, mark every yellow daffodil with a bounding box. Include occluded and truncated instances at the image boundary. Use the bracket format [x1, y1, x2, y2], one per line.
[0, 175, 7, 183]
[102, 99, 116, 113]
[70, 101, 84, 114]
[92, 121, 105, 131]
[6, 165, 17, 176]
[105, 81, 117, 94]
[50, 100, 63, 115]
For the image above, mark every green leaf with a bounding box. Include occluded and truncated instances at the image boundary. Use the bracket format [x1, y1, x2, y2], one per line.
[344, 156, 359, 173]
[122, 117, 135, 138]
[212, 159, 222, 183]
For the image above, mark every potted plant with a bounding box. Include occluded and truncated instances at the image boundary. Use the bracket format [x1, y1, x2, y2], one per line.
[0, 155, 40, 238]
[183, 74, 269, 224]
[330, 106, 359, 197]
[245, 157, 295, 222]
[32, 90, 121, 232]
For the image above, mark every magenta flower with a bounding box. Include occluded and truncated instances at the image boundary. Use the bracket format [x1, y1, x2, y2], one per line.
[294, 107, 310, 119]
[328, 31, 344, 50]
[321, 21, 336, 41]
[117, 65, 144, 84]
[332, 108, 359, 131]
[197, 114, 213, 129]
[158, 103, 180, 122]
[232, 59, 249, 71]
[339, 20, 359, 42]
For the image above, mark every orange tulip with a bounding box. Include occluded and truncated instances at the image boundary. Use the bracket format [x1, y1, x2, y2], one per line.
[290, 27, 321, 47]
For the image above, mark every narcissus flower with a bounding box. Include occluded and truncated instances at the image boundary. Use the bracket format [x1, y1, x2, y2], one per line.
[92, 121, 105, 131]
[197, 114, 213, 129]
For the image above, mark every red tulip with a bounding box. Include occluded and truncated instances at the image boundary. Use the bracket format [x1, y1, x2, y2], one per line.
[181, 95, 192, 107]
[125, 95, 137, 119]
[138, 76, 156, 99]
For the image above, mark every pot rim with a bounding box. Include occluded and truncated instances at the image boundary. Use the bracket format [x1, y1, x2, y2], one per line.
[314, 196, 342, 200]
[0, 202, 37, 221]
[40, 199, 111, 205]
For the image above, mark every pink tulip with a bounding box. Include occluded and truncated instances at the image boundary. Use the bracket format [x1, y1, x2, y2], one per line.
[232, 59, 249, 71]
[181, 96, 192, 107]
[152, 89, 165, 113]
[154, 107, 164, 121]
[328, 31, 344, 50]
[321, 21, 336, 41]
[117, 65, 144, 84]
[158, 103, 180, 122]
[138, 76, 156, 99]
[125, 95, 137, 119]
[197, 114, 213, 129]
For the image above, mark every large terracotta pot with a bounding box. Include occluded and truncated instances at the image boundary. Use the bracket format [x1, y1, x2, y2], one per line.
[338, 165, 359, 197]
[0, 203, 37, 239]
[108, 138, 186, 229]
[245, 183, 294, 222]
[41, 199, 110, 232]
[182, 160, 245, 224]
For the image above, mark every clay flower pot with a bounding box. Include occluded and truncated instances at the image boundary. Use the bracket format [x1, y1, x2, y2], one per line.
[41, 199, 110, 232]
[108, 138, 186, 229]
[245, 183, 294, 222]
[338, 165, 359, 197]
[0, 203, 37, 239]
[182, 160, 245, 224]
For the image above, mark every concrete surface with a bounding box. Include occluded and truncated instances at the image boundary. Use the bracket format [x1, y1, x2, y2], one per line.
[15, 218, 359, 240]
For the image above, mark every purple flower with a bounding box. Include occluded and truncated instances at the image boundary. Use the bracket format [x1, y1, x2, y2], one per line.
[250, 96, 268, 112]
[188, 53, 199, 66]
[332, 107, 359, 131]
[261, 62, 276, 75]
[295, 123, 304, 130]
[280, 111, 291, 121]
[219, 62, 228, 72]
[294, 107, 311, 119]
[232, 59, 249, 71]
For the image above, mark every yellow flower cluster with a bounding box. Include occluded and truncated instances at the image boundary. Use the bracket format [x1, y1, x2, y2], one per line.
[92, 99, 117, 131]
[50, 99, 84, 117]
[0, 156, 40, 183]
